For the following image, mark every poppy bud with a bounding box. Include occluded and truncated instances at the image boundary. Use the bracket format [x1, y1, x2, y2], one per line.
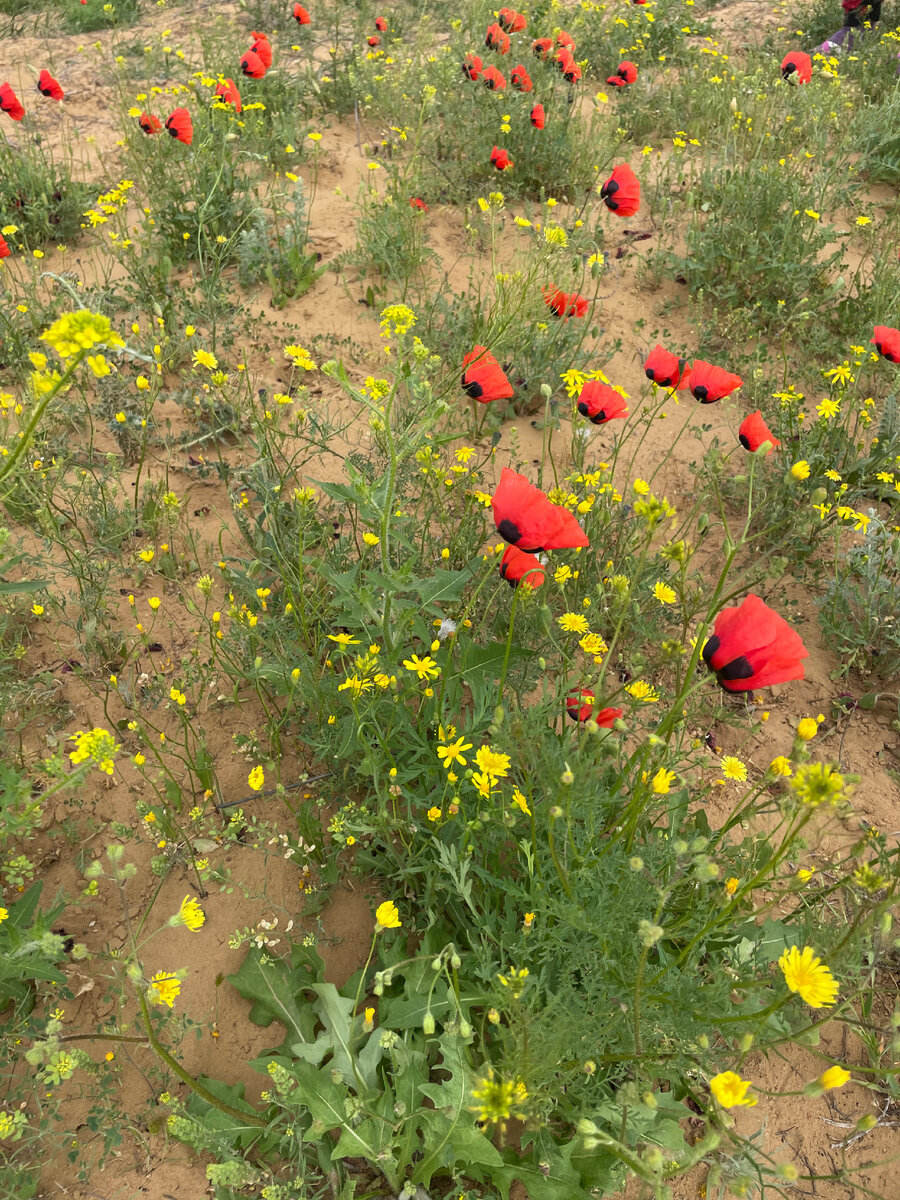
[422, 1012, 435, 1034]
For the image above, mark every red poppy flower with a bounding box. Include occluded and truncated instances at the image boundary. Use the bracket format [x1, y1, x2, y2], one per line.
[565, 689, 622, 725]
[738, 411, 780, 453]
[482, 65, 506, 90]
[781, 50, 811, 83]
[600, 163, 640, 216]
[368, 35, 381, 45]
[461, 345, 514, 403]
[138, 111, 162, 134]
[462, 53, 483, 80]
[250, 32, 273, 69]
[490, 144, 513, 170]
[871, 325, 900, 362]
[38, 70, 64, 101]
[485, 23, 511, 53]
[214, 78, 242, 112]
[688, 360, 743, 403]
[702, 594, 808, 692]
[293, 4, 311, 23]
[530, 102, 545, 129]
[164, 107, 193, 145]
[576, 381, 629, 425]
[644, 344, 691, 389]
[556, 30, 575, 50]
[0, 83, 24, 121]
[374, 15, 386, 30]
[555, 50, 581, 82]
[544, 287, 588, 319]
[499, 544, 545, 589]
[240, 48, 266, 78]
[498, 7, 527, 32]
[0, 235, 10, 259]
[511, 64, 533, 92]
[608, 60, 637, 86]
[409, 197, 428, 211]
[532, 37, 554, 58]
[492, 467, 589, 552]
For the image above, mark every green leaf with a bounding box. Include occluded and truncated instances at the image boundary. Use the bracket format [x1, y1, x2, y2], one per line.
[227, 946, 318, 1053]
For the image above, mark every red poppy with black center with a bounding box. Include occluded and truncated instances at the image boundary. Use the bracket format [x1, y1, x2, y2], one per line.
[461, 345, 514, 403]
[492, 467, 590, 552]
[600, 163, 640, 216]
[544, 287, 587, 319]
[871, 325, 900, 362]
[608, 60, 637, 86]
[409, 197, 428, 211]
[374, 15, 387, 30]
[293, 4, 311, 23]
[214, 78, 242, 113]
[702, 594, 808, 692]
[499, 544, 545, 589]
[555, 50, 581, 82]
[532, 37, 553, 58]
[688, 359, 743, 403]
[368, 35, 381, 45]
[241, 48, 266, 78]
[490, 144, 512, 170]
[138, 111, 162, 134]
[577, 381, 629, 425]
[498, 7, 527, 32]
[0, 83, 24, 121]
[462, 52, 483, 80]
[482, 64, 506, 89]
[511, 64, 533, 92]
[165, 107, 193, 145]
[38, 70, 64, 101]
[781, 50, 811, 83]
[738, 411, 780, 453]
[566, 689, 622, 725]
[644, 344, 691, 389]
[0, 235, 10, 259]
[250, 32, 272, 69]
[530, 102, 545, 128]
[556, 30, 575, 50]
[485, 23, 511, 53]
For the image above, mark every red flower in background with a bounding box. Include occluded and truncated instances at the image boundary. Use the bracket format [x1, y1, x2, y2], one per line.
[214, 78, 242, 112]
[461, 345, 514, 403]
[250, 31, 272, 69]
[0, 83, 25, 121]
[38, 70, 64, 101]
[703, 594, 808, 692]
[556, 30, 575, 50]
[566, 689, 622, 725]
[872, 325, 900, 362]
[482, 65, 506, 90]
[462, 53, 483, 80]
[409, 197, 428, 211]
[781, 50, 812, 83]
[374, 15, 387, 30]
[240, 48, 266, 78]
[644, 344, 691, 389]
[532, 37, 554, 58]
[0, 235, 10, 258]
[498, 7, 527, 32]
[485, 23, 511, 53]
[368, 35, 381, 46]
[499, 544, 545, 589]
[688, 360, 743, 403]
[608, 60, 637, 86]
[544, 288, 588, 319]
[530, 102, 545, 128]
[165, 107, 193, 145]
[511, 64, 533, 91]
[490, 144, 513, 170]
[576, 381, 629, 425]
[600, 163, 640, 216]
[138, 111, 162, 134]
[293, 4, 311, 23]
[556, 50, 581, 82]
[738, 411, 780, 453]
[492, 468, 590, 552]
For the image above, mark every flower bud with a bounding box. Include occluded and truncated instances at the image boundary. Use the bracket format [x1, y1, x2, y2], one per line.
[422, 1012, 435, 1035]
[458, 1019, 472, 1038]
[450, 953, 462, 969]
[856, 1114, 878, 1132]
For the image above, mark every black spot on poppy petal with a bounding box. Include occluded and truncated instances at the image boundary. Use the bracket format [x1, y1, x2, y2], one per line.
[590, 410, 607, 425]
[497, 518, 522, 544]
[463, 378, 483, 399]
[645, 367, 656, 381]
[577, 401, 589, 416]
[693, 384, 708, 400]
[701, 634, 719, 667]
[739, 433, 751, 449]
[719, 655, 754, 682]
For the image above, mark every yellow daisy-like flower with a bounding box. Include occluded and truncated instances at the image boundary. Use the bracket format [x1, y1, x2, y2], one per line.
[720, 756, 747, 782]
[403, 654, 440, 680]
[709, 1071, 757, 1108]
[778, 945, 839, 1008]
[375, 900, 401, 930]
[437, 736, 472, 769]
[653, 581, 676, 604]
[558, 612, 589, 635]
[768, 755, 792, 777]
[626, 681, 659, 703]
[818, 1066, 851, 1090]
[248, 765, 265, 792]
[175, 895, 205, 932]
[791, 460, 811, 481]
[474, 745, 511, 781]
[192, 349, 218, 371]
[327, 633, 361, 646]
[149, 972, 181, 1008]
[651, 768, 676, 794]
[362, 532, 380, 546]
[725, 877, 739, 895]
[511, 788, 531, 816]
[0, 907, 8, 923]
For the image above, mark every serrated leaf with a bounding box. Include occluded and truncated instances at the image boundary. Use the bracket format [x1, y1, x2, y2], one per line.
[227, 947, 317, 1052]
